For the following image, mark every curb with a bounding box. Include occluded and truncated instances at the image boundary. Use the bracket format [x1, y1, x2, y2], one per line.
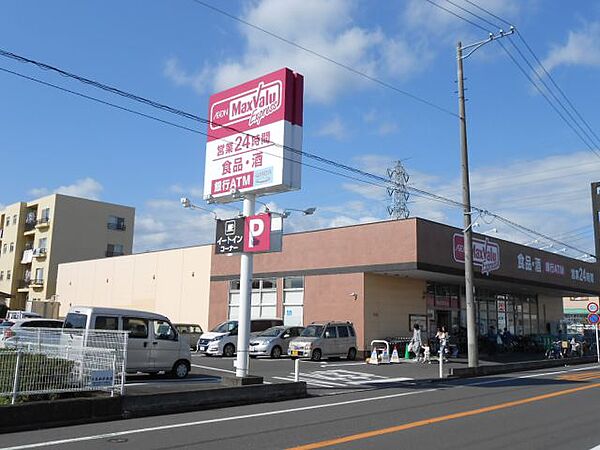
[0, 381, 307, 434]
[448, 356, 597, 379]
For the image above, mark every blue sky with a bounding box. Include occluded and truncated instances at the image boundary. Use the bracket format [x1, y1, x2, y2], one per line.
[1, 0, 600, 257]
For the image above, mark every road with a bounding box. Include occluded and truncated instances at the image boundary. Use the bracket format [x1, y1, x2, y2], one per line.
[2, 364, 600, 450]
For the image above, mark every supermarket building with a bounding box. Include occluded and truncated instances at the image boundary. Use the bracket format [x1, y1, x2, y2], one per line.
[57, 218, 599, 351]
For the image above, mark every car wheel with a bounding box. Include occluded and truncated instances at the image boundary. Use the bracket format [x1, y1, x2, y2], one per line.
[347, 347, 357, 361]
[223, 343, 235, 358]
[270, 346, 282, 359]
[171, 360, 190, 379]
[311, 349, 322, 361]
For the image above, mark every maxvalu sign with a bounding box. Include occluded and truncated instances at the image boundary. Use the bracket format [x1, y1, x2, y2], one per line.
[204, 68, 304, 203]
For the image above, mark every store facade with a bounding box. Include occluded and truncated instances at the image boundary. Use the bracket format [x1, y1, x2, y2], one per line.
[210, 218, 599, 351]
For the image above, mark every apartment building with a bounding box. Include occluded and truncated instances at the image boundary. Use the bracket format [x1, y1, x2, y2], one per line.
[0, 194, 134, 315]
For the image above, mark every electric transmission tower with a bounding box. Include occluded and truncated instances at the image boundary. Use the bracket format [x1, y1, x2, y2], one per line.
[387, 160, 410, 220]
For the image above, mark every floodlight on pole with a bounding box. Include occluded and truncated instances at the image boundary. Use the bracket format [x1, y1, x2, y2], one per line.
[180, 197, 218, 219]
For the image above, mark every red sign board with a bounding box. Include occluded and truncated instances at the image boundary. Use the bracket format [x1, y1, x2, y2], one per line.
[243, 213, 272, 253]
[588, 302, 599, 314]
[453, 233, 500, 275]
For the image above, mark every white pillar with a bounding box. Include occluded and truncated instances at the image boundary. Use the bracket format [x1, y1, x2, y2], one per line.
[235, 194, 255, 378]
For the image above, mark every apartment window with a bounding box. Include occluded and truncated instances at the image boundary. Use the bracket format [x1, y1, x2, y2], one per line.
[5, 217, 9, 226]
[107, 215, 126, 231]
[38, 237, 47, 250]
[40, 208, 50, 223]
[0, 271, 3, 281]
[6, 270, 11, 280]
[2, 244, 6, 254]
[12, 214, 17, 225]
[35, 268, 44, 282]
[106, 243, 124, 257]
[9, 242, 14, 253]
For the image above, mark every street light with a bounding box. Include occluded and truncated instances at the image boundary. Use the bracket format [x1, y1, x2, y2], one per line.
[180, 197, 218, 219]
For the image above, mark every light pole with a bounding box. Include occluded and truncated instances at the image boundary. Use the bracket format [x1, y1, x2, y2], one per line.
[457, 28, 514, 368]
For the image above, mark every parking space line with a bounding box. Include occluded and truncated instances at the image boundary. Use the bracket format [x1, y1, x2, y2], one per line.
[272, 376, 339, 388]
[191, 364, 234, 374]
[349, 377, 413, 385]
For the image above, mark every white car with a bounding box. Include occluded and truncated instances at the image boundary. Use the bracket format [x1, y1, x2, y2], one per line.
[197, 319, 283, 357]
[0, 318, 63, 347]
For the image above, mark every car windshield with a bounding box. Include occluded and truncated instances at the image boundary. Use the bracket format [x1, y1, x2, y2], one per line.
[0, 321, 14, 328]
[211, 320, 238, 333]
[258, 327, 284, 337]
[300, 325, 323, 337]
[63, 313, 87, 329]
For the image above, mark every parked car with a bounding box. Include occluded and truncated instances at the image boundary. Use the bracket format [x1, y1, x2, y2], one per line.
[0, 318, 63, 347]
[288, 321, 357, 361]
[174, 323, 203, 350]
[5, 310, 42, 321]
[63, 306, 192, 378]
[249, 326, 304, 358]
[197, 318, 284, 357]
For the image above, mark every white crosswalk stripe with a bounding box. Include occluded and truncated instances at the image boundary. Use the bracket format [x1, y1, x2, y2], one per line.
[272, 369, 413, 390]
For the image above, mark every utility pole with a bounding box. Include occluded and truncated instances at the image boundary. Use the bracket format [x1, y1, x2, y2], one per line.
[456, 28, 514, 368]
[457, 41, 478, 368]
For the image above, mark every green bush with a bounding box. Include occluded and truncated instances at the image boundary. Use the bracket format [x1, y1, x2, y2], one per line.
[0, 351, 75, 400]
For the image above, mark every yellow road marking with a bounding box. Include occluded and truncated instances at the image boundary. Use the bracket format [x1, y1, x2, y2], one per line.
[557, 370, 600, 381]
[287, 382, 600, 450]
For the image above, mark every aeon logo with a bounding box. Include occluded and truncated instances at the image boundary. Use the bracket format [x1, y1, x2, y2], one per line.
[210, 80, 282, 130]
[453, 233, 501, 275]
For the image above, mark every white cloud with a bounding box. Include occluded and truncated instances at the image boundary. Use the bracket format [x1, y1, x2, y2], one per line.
[542, 22, 600, 72]
[28, 177, 103, 200]
[163, 57, 211, 94]
[165, 0, 428, 103]
[317, 116, 347, 140]
[403, 0, 519, 35]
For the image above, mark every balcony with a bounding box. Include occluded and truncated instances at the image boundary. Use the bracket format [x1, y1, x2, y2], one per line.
[17, 280, 30, 292]
[29, 279, 44, 289]
[35, 217, 50, 230]
[33, 248, 47, 259]
[105, 251, 124, 257]
[24, 221, 37, 235]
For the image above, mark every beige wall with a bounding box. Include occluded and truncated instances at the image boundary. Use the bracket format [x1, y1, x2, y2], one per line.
[57, 245, 212, 329]
[364, 274, 426, 347]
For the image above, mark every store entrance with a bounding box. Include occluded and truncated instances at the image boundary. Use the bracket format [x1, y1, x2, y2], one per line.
[436, 310, 451, 331]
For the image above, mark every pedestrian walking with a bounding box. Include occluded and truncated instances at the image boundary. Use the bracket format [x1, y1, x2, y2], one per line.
[436, 326, 449, 362]
[410, 323, 422, 362]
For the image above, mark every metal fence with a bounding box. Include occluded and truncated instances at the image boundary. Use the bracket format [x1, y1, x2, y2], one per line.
[0, 328, 128, 404]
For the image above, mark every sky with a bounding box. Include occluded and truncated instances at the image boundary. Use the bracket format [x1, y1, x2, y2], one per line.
[1, 0, 600, 258]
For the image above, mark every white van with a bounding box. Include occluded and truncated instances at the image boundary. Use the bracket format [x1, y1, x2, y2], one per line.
[64, 306, 192, 378]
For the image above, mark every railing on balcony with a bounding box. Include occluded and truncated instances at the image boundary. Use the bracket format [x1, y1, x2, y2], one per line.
[36, 217, 50, 226]
[24, 221, 36, 232]
[105, 251, 124, 257]
[33, 248, 47, 257]
[107, 222, 126, 231]
[29, 279, 44, 287]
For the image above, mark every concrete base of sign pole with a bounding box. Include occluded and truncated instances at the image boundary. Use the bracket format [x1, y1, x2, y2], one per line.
[235, 194, 256, 378]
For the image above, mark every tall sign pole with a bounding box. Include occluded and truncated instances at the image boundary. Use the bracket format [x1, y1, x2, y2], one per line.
[235, 194, 255, 377]
[457, 41, 479, 368]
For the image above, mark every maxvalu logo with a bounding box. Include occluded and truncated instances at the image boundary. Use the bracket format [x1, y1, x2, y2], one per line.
[453, 233, 501, 275]
[210, 80, 282, 130]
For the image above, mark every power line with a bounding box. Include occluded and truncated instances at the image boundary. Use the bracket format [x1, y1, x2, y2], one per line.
[189, 0, 458, 118]
[1, 49, 594, 258]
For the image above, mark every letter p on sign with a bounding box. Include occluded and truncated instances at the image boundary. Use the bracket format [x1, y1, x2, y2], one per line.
[243, 213, 271, 253]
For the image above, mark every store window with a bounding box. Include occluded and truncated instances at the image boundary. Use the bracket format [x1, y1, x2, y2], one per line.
[283, 276, 304, 326]
[228, 278, 277, 320]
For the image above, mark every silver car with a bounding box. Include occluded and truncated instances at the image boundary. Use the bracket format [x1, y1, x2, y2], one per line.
[249, 326, 304, 359]
[287, 321, 357, 361]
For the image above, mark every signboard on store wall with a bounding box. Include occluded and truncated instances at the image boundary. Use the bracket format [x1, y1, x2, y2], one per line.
[452, 233, 500, 275]
[204, 68, 304, 203]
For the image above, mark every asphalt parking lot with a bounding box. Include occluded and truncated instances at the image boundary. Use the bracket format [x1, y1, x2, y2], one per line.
[186, 352, 451, 395]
